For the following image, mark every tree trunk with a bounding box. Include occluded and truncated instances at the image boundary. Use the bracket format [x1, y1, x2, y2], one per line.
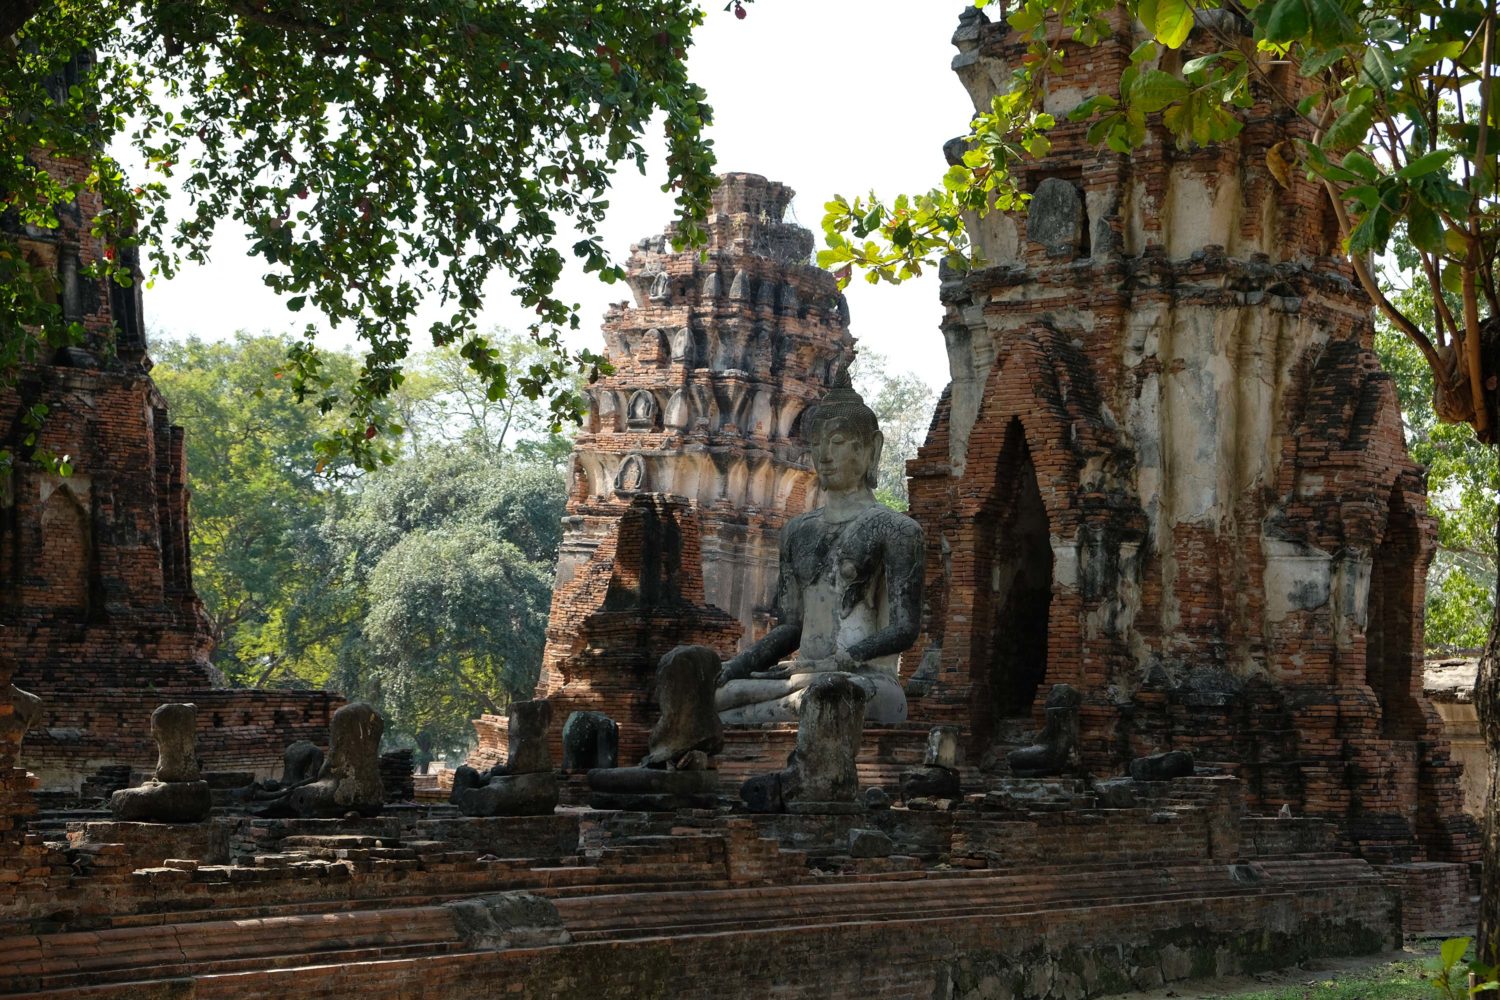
[1476, 508, 1500, 987]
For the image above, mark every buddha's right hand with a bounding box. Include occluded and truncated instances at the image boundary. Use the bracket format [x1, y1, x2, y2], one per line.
[717, 655, 753, 687]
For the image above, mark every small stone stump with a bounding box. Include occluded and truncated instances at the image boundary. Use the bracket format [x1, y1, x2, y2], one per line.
[741, 673, 868, 814]
[588, 646, 723, 810]
[109, 703, 212, 823]
[451, 700, 559, 817]
[900, 724, 962, 803]
[561, 711, 619, 771]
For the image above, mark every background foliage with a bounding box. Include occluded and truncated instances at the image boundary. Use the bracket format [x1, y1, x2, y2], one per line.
[156, 330, 569, 762]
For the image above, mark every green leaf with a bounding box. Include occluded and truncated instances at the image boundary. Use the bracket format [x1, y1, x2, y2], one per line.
[287, 295, 307, 312]
[1130, 70, 1191, 113]
[1361, 44, 1398, 88]
[1396, 149, 1456, 180]
[1152, 0, 1194, 49]
[1407, 200, 1444, 253]
[1298, 46, 1347, 77]
[1137, 0, 1160, 39]
[1008, 5, 1043, 32]
[1322, 104, 1373, 151]
[1341, 151, 1379, 181]
[1442, 261, 1465, 295]
[1182, 53, 1223, 75]
[1264, 0, 1310, 43]
[1442, 938, 1472, 972]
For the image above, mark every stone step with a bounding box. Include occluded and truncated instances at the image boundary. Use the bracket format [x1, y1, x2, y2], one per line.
[550, 859, 1377, 938]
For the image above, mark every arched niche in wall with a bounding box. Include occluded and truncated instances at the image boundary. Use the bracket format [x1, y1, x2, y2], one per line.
[596, 390, 624, 433]
[724, 460, 751, 507]
[974, 418, 1053, 727]
[713, 324, 741, 371]
[626, 389, 660, 431]
[697, 452, 724, 504]
[574, 454, 603, 498]
[776, 399, 805, 442]
[1366, 485, 1425, 740]
[38, 480, 92, 615]
[740, 324, 767, 371]
[748, 460, 776, 508]
[664, 390, 692, 431]
[669, 327, 694, 366]
[615, 454, 647, 495]
[644, 327, 667, 365]
[690, 384, 718, 433]
[747, 390, 774, 439]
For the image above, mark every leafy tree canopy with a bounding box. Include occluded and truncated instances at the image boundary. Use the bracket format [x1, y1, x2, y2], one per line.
[4, 0, 718, 467]
[153, 329, 569, 757]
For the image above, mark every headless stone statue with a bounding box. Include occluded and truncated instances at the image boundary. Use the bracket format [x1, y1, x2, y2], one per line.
[741, 672, 869, 814]
[109, 703, 212, 823]
[716, 366, 923, 724]
[561, 711, 619, 771]
[451, 699, 559, 817]
[285, 702, 385, 818]
[1005, 684, 1082, 778]
[588, 645, 723, 810]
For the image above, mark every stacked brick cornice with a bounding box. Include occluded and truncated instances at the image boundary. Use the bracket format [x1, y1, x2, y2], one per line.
[903, 10, 1477, 862]
[558, 172, 853, 646]
[1, 152, 337, 789]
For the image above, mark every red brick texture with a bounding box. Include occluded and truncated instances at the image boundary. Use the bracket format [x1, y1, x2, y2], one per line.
[2, 153, 337, 789]
[902, 11, 1477, 863]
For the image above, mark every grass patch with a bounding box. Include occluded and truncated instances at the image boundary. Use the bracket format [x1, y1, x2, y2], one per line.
[1207, 956, 1438, 1000]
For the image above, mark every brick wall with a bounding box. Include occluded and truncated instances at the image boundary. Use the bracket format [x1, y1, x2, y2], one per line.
[3, 152, 336, 788]
[901, 8, 1477, 864]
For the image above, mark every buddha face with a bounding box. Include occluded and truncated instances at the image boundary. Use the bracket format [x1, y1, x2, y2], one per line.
[808, 418, 881, 492]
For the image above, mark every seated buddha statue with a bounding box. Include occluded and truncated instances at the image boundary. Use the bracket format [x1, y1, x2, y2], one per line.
[714, 367, 923, 725]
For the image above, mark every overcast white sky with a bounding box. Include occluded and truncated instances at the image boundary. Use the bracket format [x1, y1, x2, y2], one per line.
[134, 2, 977, 392]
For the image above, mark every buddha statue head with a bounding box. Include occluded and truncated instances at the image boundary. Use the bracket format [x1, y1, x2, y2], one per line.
[805, 363, 883, 493]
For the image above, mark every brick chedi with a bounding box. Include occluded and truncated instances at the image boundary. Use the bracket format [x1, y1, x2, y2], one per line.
[0, 147, 338, 790]
[903, 9, 1477, 863]
[555, 172, 854, 646]
[473, 174, 856, 765]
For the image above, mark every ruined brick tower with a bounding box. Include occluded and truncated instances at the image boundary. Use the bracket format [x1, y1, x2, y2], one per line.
[553, 172, 855, 644]
[1, 149, 337, 789]
[507, 173, 853, 763]
[904, 9, 1477, 862]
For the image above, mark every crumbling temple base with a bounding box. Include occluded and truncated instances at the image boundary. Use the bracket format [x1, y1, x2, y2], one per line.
[901, 8, 1478, 865]
[2, 152, 337, 789]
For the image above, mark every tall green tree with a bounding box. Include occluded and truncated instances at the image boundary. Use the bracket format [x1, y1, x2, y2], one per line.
[151, 332, 369, 686]
[400, 340, 584, 468]
[3, 0, 719, 467]
[317, 450, 565, 759]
